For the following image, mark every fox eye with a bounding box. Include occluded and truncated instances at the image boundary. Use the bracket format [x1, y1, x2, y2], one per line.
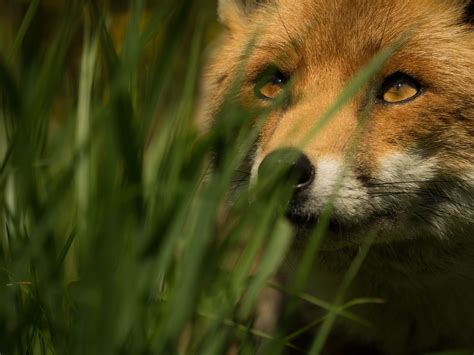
[378, 72, 422, 104]
[254, 67, 289, 100]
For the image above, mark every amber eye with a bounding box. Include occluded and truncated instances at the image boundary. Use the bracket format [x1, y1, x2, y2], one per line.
[378, 72, 422, 104]
[254, 68, 289, 100]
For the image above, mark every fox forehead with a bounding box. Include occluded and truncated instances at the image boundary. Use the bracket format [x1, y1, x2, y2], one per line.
[238, 0, 468, 41]
[235, 0, 472, 81]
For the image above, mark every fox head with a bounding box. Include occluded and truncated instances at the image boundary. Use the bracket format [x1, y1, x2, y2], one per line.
[199, 0, 474, 249]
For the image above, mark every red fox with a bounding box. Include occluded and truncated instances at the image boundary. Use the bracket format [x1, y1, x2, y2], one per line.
[199, 0, 474, 353]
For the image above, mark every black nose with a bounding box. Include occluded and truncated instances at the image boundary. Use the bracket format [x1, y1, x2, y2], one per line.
[257, 148, 315, 192]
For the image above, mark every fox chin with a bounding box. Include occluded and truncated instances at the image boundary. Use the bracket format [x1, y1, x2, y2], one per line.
[198, 0, 474, 353]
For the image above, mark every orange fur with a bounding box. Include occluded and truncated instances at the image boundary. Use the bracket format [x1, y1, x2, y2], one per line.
[199, 1, 474, 353]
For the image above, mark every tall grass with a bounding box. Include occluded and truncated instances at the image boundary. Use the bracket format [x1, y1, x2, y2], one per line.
[0, 1, 397, 354]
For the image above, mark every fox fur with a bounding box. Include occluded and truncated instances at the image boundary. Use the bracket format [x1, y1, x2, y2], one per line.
[198, 0, 474, 354]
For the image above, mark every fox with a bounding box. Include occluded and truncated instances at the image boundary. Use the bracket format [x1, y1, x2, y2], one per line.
[198, 0, 474, 354]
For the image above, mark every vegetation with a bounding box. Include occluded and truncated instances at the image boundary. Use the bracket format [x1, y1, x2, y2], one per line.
[0, 1, 300, 353]
[0, 1, 466, 355]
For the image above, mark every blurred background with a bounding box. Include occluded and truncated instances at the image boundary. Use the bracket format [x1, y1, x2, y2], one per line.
[0, 1, 302, 354]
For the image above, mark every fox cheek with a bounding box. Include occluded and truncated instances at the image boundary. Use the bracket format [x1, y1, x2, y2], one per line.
[217, 0, 268, 28]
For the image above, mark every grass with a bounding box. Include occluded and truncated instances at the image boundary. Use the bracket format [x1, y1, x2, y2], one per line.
[2, 2, 466, 355]
[0, 1, 302, 353]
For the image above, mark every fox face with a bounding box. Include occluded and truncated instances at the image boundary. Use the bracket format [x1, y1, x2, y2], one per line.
[199, 0, 474, 352]
[200, 0, 474, 250]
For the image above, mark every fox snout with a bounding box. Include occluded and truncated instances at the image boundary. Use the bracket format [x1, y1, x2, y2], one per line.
[257, 148, 315, 193]
[257, 148, 347, 233]
[254, 147, 368, 239]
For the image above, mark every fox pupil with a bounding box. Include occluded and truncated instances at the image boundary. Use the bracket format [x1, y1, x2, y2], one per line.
[271, 73, 285, 85]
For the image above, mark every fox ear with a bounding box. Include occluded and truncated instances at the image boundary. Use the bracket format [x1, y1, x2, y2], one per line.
[218, 0, 266, 28]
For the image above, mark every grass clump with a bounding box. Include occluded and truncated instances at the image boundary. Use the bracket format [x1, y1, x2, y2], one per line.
[0, 1, 387, 354]
[0, 2, 296, 354]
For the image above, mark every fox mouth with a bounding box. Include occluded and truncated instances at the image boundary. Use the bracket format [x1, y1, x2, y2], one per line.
[285, 211, 357, 239]
[284, 208, 396, 244]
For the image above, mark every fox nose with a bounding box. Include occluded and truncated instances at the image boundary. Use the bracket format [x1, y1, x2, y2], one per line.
[258, 148, 315, 192]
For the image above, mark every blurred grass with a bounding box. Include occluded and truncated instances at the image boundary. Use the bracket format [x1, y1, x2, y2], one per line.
[0, 1, 396, 355]
[0, 1, 299, 354]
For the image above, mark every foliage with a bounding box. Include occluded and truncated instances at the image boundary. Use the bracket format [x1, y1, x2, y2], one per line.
[0, 1, 442, 355]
